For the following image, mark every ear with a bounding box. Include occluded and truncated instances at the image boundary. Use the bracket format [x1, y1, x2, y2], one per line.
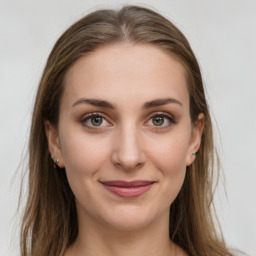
[186, 113, 204, 166]
[44, 120, 65, 168]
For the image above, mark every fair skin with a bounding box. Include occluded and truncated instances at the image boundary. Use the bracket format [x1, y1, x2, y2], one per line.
[45, 43, 204, 256]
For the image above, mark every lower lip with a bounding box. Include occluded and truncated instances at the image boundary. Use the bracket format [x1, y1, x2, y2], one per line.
[102, 183, 154, 198]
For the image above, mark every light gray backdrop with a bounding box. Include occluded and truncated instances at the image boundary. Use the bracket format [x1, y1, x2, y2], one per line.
[0, 0, 255, 255]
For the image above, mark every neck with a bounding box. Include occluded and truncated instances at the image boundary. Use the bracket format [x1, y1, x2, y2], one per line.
[68, 211, 176, 256]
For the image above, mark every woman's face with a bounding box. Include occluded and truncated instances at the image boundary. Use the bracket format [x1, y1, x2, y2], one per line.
[46, 43, 203, 231]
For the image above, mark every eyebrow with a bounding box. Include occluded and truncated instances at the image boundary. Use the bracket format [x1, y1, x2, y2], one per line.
[142, 98, 183, 109]
[72, 98, 115, 109]
[72, 97, 183, 109]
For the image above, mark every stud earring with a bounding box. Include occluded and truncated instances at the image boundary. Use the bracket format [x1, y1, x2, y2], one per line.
[192, 152, 198, 156]
[52, 157, 59, 168]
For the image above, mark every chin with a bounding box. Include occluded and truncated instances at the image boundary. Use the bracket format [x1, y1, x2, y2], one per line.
[99, 204, 166, 231]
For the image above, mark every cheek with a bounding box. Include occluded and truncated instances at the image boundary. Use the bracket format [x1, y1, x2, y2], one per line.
[59, 131, 110, 189]
[148, 131, 189, 172]
[147, 132, 190, 199]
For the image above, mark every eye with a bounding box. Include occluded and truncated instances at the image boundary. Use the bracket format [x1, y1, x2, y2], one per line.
[146, 113, 176, 128]
[80, 113, 111, 128]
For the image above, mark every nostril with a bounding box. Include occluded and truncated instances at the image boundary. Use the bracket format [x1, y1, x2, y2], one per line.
[111, 147, 146, 171]
[113, 155, 145, 171]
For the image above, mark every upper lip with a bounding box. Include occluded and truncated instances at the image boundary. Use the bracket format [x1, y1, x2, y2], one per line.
[100, 180, 155, 187]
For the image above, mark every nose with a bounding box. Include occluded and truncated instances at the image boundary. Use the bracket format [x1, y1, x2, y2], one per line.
[111, 125, 146, 171]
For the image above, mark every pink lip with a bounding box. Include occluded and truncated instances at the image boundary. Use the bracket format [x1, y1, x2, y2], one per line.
[100, 180, 155, 198]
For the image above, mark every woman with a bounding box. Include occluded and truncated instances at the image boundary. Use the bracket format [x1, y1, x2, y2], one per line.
[20, 5, 236, 256]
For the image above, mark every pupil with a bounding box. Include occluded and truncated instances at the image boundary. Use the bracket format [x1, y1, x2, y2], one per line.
[92, 116, 102, 126]
[153, 116, 164, 126]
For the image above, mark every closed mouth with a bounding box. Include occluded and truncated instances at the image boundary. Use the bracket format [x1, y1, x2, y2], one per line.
[100, 180, 155, 197]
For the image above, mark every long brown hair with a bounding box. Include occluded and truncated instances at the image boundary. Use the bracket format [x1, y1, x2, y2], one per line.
[20, 5, 234, 256]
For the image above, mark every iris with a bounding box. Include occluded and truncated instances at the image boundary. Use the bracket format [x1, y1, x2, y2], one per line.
[152, 116, 164, 126]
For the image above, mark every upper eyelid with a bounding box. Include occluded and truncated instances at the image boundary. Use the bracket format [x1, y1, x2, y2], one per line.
[145, 111, 176, 122]
[81, 112, 110, 120]
[148, 111, 174, 118]
[80, 111, 174, 120]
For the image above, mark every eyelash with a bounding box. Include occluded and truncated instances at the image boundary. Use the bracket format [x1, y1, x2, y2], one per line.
[80, 112, 111, 129]
[145, 112, 176, 129]
[80, 112, 176, 129]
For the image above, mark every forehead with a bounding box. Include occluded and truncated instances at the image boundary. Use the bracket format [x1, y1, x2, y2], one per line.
[63, 43, 189, 109]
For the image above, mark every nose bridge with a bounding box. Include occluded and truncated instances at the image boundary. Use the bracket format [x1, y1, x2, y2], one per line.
[111, 122, 145, 170]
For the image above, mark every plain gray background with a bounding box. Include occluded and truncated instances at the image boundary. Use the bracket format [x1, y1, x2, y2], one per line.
[1, 0, 255, 255]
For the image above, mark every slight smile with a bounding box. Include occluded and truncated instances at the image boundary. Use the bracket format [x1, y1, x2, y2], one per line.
[100, 180, 156, 198]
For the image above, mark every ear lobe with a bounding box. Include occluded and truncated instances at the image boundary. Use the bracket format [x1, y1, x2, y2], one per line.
[186, 113, 204, 166]
[44, 120, 64, 168]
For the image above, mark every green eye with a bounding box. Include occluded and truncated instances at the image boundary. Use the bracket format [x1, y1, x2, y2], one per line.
[81, 113, 110, 128]
[152, 116, 164, 126]
[146, 113, 176, 128]
[91, 116, 103, 126]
